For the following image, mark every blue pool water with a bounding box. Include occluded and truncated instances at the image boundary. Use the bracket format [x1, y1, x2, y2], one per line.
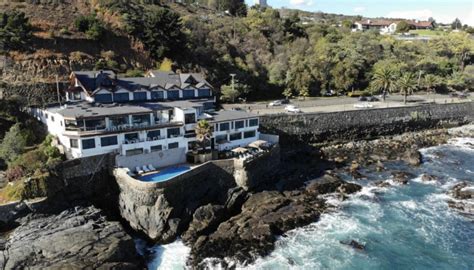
[139, 166, 191, 182]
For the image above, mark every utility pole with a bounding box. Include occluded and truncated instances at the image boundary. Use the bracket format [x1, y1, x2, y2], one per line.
[230, 73, 236, 103]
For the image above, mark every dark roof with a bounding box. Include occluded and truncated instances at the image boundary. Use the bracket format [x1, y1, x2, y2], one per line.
[208, 110, 258, 123]
[72, 70, 212, 94]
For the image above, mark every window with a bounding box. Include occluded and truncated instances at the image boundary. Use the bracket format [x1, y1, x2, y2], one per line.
[95, 93, 112, 103]
[249, 119, 259, 127]
[133, 92, 147, 101]
[234, 120, 244, 129]
[132, 114, 150, 126]
[168, 142, 179, 149]
[45, 113, 48, 119]
[151, 145, 162, 152]
[198, 89, 211, 97]
[101, 136, 118, 147]
[229, 132, 242, 141]
[74, 92, 82, 100]
[125, 133, 139, 142]
[60, 121, 63, 127]
[184, 113, 196, 124]
[147, 130, 161, 140]
[151, 91, 164, 100]
[82, 138, 95, 149]
[84, 118, 105, 130]
[70, 139, 79, 149]
[244, 130, 256, 138]
[113, 92, 130, 102]
[167, 90, 180, 100]
[183, 89, 195, 99]
[219, 122, 230, 131]
[51, 116, 55, 122]
[109, 116, 128, 127]
[215, 134, 228, 143]
[126, 148, 143, 156]
[167, 128, 181, 138]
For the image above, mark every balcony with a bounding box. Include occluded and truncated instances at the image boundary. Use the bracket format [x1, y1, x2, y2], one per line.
[64, 121, 184, 136]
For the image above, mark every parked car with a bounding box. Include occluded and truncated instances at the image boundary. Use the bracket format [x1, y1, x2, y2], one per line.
[281, 99, 290, 104]
[269, 100, 282, 106]
[323, 90, 336, 96]
[367, 96, 379, 102]
[285, 105, 302, 113]
[358, 96, 368, 101]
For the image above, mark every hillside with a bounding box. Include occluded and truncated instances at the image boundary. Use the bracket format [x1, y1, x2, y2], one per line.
[1, 0, 473, 106]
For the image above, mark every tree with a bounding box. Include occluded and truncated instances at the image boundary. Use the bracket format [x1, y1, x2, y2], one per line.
[396, 21, 411, 33]
[446, 72, 465, 92]
[74, 14, 105, 40]
[0, 11, 32, 51]
[220, 81, 249, 103]
[423, 74, 442, 93]
[397, 73, 416, 104]
[0, 123, 27, 164]
[371, 67, 398, 101]
[195, 120, 212, 153]
[452, 18, 462, 30]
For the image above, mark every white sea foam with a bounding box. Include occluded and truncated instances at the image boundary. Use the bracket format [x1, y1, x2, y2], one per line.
[147, 240, 190, 270]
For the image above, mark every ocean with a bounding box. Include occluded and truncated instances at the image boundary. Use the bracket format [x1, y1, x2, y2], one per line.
[138, 130, 474, 270]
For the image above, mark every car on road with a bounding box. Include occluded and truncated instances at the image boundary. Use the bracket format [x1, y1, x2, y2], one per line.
[281, 99, 290, 104]
[367, 96, 379, 102]
[285, 105, 302, 113]
[269, 100, 282, 106]
[358, 96, 368, 101]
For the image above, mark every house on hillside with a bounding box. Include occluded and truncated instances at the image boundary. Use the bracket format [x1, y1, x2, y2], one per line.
[353, 19, 434, 34]
[29, 70, 273, 170]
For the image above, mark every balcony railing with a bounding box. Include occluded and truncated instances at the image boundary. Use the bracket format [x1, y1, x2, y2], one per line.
[65, 121, 184, 134]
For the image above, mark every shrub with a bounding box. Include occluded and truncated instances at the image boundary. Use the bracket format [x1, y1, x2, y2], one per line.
[74, 14, 105, 40]
[5, 165, 24, 182]
[0, 123, 27, 164]
[0, 11, 33, 51]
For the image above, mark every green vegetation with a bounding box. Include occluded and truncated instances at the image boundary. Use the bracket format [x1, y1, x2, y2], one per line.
[195, 120, 212, 153]
[220, 81, 250, 102]
[74, 14, 105, 40]
[396, 21, 410, 33]
[0, 11, 32, 52]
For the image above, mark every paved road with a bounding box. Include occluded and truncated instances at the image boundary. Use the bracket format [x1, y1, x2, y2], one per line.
[222, 93, 472, 115]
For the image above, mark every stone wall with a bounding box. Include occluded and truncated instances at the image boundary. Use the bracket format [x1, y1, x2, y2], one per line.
[259, 102, 474, 145]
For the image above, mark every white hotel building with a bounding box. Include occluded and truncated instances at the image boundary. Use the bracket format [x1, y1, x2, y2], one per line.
[30, 70, 261, 168]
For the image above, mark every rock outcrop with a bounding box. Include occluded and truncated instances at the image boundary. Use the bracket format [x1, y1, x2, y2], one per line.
[0, 206, 143, 269]
[447, 182, 474, 218]
[185, 174, 361, 267]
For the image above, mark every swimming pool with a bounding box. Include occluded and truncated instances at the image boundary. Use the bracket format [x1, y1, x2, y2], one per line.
[138, 166, 191, 182]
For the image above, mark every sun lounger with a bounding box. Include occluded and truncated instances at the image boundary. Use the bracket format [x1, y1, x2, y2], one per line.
[148, 164, 156, 171]
[136, 166, 144, 174]
[142, 165, 150, 173]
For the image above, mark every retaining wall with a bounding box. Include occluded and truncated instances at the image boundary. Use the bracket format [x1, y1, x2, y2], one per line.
[259, 102, 474, 144]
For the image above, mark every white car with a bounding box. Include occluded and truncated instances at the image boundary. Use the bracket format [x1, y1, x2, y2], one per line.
[285, 105, 302, 113]
[269, 100, 282, 106]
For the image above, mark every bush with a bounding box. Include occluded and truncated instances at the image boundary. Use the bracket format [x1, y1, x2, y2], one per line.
[0, 11, 33, 51]
[74, 14, 105, 40]
[5, 166, 24, 182]
[0, 123, 27, 164]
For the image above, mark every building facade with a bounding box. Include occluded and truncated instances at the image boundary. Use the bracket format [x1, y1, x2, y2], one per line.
[31, 70, 261, 169]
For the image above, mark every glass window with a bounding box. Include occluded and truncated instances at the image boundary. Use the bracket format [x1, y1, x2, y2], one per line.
[126, 148, 143, 156]
[133, 92, 147, 101]
[183, 89, 195, 99]
[132, 114, 150, 126]
[151, 145, 162, 152]
[215, 134, 228, 143]
[74, 92, 82, 100]
[229, 132, 242, 141]
[244, 130, 256, 138]
[101, 136, 118, 147]
[168, 142, 179, 149]
[167, 90, 180, 100]
[184, 113, 196, 124]
[151, 90, 164, 100]
[95, 93, 112, 103]
[235, 120, 244, 129]
[198, 89, 211, 97]
[113, 92, 130, 102]
[70, 139, 79, 148]
[219, 122, 230, 131]
[147, 130, 161, 140]
[51, 116, 55, 122]
[82, 138, 95, 149]
[167, 128, 181, 138]
[125, 133, 139, 142]
[84, 118, 105, 130]
[109, 116, 128, 127]
[249, 119, 259, 127]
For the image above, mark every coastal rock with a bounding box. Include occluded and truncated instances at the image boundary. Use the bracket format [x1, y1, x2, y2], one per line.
[421, 174, 438, 182]
[182, 204, 226, 243]
[340, 240, 365, 250]
[375, 181, 391, 188]
[391, 171, 415, 184]
[188, 175, 361, 267]
[0, 206, 142, 269]
[402, 149, 422, 166]
[450, 182, 474, 200]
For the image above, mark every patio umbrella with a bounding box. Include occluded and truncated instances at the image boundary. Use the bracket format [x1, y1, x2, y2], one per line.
[231, 147, 248, 153]
[249, 140, 268, 149]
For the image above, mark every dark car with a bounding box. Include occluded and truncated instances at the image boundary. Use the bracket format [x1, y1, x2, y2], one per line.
[367, 96, 379, 102]
[281, 99, 290, 104]
[358, 96, 368, 101]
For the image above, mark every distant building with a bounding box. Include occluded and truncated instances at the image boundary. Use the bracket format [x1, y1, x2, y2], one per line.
[353, 19, 434, 34]
[254, 0, 268, 8]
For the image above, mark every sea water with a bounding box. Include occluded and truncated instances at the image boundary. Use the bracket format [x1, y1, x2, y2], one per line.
[141, 135, 474, 270]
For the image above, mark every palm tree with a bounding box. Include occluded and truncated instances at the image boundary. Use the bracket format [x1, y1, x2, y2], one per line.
[195, 120, 212, 153]
[423, 74, 441, 102]
[397, 73, 417, 104]
[371, 67, 397, 101]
